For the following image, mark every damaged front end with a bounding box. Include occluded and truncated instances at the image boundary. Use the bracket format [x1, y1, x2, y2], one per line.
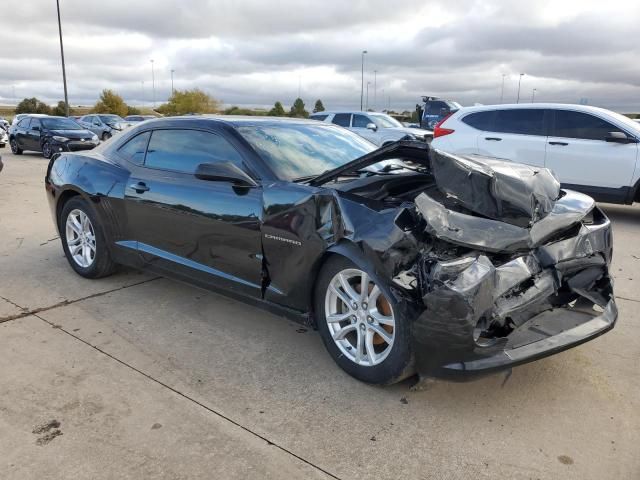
[411, 150, 616, 378]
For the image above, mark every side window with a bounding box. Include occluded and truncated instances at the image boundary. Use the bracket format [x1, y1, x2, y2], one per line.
[461, 111, 494, 131]
[145, 129, 244, 174]
[310, 114, 328, 121]
[552, 110, 619, 141]
[81, 115, 91, 123]
[494, 109, 545, 136]
[332, 113, 352, 127]
[93, 117, 102, 126]
[117, 131, 151, 165]
[17, 118, 30, 128]
[30, 118, 41, 130]
[352, 114, 371, 128]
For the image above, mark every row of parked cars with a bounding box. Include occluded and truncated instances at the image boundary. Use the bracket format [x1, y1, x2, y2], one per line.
[4, 113, 155, 158]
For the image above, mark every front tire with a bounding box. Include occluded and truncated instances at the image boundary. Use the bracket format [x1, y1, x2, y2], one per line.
[10, 138, 22, 155]
[42, 141, 53, 159]
[60, 197, 116, 279]
[315, 255, 413, 384]
[101, 132, 111, 141]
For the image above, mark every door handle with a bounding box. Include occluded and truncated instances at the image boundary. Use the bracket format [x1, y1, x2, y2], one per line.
[130, 182, 150, 193]
[549, 141, 568, 146]
[485, 137, 502, 141]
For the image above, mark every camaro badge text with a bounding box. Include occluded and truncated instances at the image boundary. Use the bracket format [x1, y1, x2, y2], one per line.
[264, 234, 302, 246]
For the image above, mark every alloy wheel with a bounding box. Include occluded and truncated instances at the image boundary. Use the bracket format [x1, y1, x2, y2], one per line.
[324, 268, 395, 366]
[65, 209, 97, 268]
[42, 142, 51, 158]
[10, 139, 18, 153]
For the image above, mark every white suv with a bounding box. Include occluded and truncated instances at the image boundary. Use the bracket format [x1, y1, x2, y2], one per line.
[310, 111, 433, 146]
[431, 103, 640, 204]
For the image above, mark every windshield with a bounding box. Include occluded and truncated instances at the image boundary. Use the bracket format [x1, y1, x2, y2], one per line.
[237, 124, 377, 181]
[41, 117, 83, 130]
[370, 114, 403, 128]
[605, 111, 640, 135]
[99, 115, 124, 124]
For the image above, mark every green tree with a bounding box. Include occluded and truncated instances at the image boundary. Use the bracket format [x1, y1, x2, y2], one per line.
[288, 98, 308, 118]
[313, 99, 325, 113]
[52, 101, 74, 116]
[92, 89, 128, 117]
[268, 101, 286, 116]
[156, 88, 220, 116]
[15, 97, 52, 115]
[126, 105, 141, 116]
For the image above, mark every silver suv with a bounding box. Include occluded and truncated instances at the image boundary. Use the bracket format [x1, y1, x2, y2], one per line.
[310, 111, 432, 146]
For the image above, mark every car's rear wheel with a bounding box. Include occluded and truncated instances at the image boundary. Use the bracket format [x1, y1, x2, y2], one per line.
[102, 132, 111, 141]
[10, 138, 22, 155]
[42, 141, 53, 159]
[315, 255, 413, 384]
[60, 197, 116, 278]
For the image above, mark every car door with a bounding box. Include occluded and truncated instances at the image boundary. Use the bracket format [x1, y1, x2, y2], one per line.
[25, 118, 42, 151]
[350, 113, 379, 144]
[122, 127, 264, 298]
[475, 108, 548, 167]
[14, 117, 32, 149]
[545, 109, 638, 201]
[79, 116, 95, 134]
[92, 116, 105, 135]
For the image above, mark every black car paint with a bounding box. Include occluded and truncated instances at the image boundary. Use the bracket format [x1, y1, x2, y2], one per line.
[9, 115, 97, 155]
[45, 117, 617, 380]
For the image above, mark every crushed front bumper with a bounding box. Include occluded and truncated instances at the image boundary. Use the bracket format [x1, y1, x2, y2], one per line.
[412, 200, 617, 379]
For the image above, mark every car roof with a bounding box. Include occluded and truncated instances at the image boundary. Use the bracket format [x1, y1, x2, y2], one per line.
[454, 103, 620, 116]
[138, 115, 326, 128]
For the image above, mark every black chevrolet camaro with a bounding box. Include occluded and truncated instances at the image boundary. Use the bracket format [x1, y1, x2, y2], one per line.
[45, 116, 617, 384]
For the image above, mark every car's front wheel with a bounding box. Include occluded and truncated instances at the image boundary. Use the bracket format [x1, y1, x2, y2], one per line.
[101, 132, 111, 141]
[315, 255, 413, 384]
[60, 197, 116, 278]
[42, 141, 53, 159]
[10, 138, 22, 155]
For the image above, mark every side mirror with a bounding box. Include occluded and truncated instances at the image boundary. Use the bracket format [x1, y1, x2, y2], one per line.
[605, 131, 635, 144]
[195, 162, 257, 187]
[366, 122, 378, 131]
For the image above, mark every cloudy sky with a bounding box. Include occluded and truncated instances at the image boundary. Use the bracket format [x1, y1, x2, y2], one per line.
[2, 0, 640, 112]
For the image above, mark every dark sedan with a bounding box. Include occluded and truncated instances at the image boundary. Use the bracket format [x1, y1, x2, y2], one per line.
[44, 116, 617, 384]
[10, 115, 99, 158]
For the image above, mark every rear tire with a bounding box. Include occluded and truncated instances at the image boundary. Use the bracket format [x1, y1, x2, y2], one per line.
[10, 138, 22, 155]
[60, 196, 117, 279]
[315, 255, 413, 384]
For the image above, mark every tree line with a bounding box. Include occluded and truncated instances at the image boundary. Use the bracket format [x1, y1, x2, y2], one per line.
[14, 90, 327, 118]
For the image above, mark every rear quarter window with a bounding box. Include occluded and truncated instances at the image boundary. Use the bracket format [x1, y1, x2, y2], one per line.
[461, 111, 495, 131]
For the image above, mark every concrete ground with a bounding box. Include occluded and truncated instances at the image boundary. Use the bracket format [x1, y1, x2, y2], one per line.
[1, 150, 639, 479]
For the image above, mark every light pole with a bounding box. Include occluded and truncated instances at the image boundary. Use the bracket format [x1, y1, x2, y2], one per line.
[366, 82, 371, 110]
[381, 88, 385, 111]
[516, 73, 525, 103]
[150, 59, 156, 108]
[141, 81, 145, 105]
[360, 50, 367, 111]
[531, 88, 537, 102]
[373, 70, 377, 111]
[56, 0, 69, 116]
[500, 74, 506, 103]
[170, 69, 175, 95]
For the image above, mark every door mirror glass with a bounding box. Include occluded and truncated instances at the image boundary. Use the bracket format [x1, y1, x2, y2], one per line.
[366, 123, 377, 131]
[605, 131, 634, 144]
[195, 162, 257, 187]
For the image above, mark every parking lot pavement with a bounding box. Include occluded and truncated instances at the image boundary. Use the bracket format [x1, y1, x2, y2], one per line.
[1, 150, 639, 479]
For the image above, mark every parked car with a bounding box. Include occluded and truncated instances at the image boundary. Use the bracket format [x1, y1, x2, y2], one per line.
[418, 96, 462, 129]
[45, 116, 616, 384]
[124, 115, 156, 123]
[9, 115, 99, 158]
[77, 114, 132, 140]
[0, 127, 8, 148]
[0, 117, 9, 132]
[310, 111, 432, 146]
[431, 103, 640, 204]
